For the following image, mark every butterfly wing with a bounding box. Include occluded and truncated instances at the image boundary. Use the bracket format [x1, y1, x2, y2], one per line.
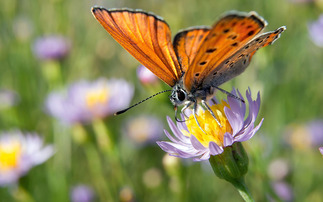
[203, 26, 286, 88]
[91, 7, 182, 87]
[173, 27, 211, 73]
[183, 11, 268, 92]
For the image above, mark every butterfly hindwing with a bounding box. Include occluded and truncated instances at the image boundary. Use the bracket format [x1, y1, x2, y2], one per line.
[203, 26, 286, 88]
[91, 7, 182, 87]
[183, 11, 267, 92]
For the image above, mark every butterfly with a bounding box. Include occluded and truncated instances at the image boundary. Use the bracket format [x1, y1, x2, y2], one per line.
[91, 7, 285, 125]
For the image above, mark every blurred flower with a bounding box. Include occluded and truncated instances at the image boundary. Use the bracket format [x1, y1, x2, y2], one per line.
[272, 181, 293, 201]
[142, 168, 162, 188]
[288, 0, 313, 3]
[124, 115, 163, 146]
[70, 184, 95, 202]
[32, 35, 71, 60]
[268, 158, 290, 181]
[157, 88, 263, 161]
[306, 120, 323, 145]
[13, 16, 34, 42]
[162, 154, 181, 175]
[308, 14, 323, 47]
[136, 65, 159, 85]
[162, 154, 181, 193]
[0, 89, 19, 109]
[0, 131, 54, 186]
[319, 147, 323, 155]
[119, 187, 135, 202]
[284, 120, 323, 149]
[45, 78, 134, 124]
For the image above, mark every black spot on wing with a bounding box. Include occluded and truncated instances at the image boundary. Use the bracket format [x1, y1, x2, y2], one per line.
[247, 30, 255, 36]
[223, 28, 230, 33]
[206, 48, 217, 53]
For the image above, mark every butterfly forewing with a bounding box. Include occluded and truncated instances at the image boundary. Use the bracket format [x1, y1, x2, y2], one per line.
[202, 26, 286, 88]
[173, 27, 210, 73]
[183, 12, 267, 92]
[92, 7, 182, 87]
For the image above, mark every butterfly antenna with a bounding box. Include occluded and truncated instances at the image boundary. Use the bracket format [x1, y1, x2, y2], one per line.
[114, 89, 172, 115]
[215, 87, 245, 103]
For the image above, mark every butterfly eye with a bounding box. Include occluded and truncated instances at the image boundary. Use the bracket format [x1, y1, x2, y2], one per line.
[176, 90, 186, 102]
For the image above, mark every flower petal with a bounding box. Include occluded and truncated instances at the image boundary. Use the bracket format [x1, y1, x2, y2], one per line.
[223, 132, 234, 147]
[209, 142, 223, 155]
[190, 135, 206, 151]
[167, 116, 188, 142]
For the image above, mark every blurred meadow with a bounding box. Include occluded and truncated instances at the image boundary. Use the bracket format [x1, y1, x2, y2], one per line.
[1, 0, 323, 201]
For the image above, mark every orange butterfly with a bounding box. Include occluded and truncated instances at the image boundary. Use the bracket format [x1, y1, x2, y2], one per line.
[91, 7, 285, 123]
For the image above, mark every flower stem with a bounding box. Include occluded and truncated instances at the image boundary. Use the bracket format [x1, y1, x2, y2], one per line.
[84, 143, 113, 201]
[230, 178, 254, 202]
[92, 119, 113, 153]
[209, 143, 254, 201]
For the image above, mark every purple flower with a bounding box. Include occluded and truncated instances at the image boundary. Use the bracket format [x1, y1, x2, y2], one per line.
[124, 115, 164, 146]
[272, 181, 293, 201]
[306, 120, 323, 146]
[70, 184, 95, 202]
[268, 158, 290, 181]
[288, 0, 313, 3]
[0, 131, 54, 186]
[284, 120, 323, 149]
[136, 65, 159, 85]
[319, 147, 323, 155]
[308, 15, 323, 47]
[32, 35, 71, 60]
[157, 88, 263, 161]
[0, 89, 19, 109]
[45, 78, 134, 124]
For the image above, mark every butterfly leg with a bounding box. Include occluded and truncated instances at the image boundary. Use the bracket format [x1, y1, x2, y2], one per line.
[193, 102, 207, 134]
[215, 87, 245, 103]
[181, 102, 192, 119]
[210, 97, 218, 105]
[174, 106, 184, 122]
[201, 100, 222, 128]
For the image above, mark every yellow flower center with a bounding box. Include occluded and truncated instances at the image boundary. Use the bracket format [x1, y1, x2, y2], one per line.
[0, 141, 22, 172]
[183, 101, 232, 147]
[85, 87, 109, 109]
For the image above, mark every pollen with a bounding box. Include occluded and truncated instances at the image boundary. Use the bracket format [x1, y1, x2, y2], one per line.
[0, 141, 22, 172]
[183, 101, 233, 147]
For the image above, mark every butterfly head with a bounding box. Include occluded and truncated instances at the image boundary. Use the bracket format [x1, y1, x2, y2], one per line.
[169, 84, 190, 107]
